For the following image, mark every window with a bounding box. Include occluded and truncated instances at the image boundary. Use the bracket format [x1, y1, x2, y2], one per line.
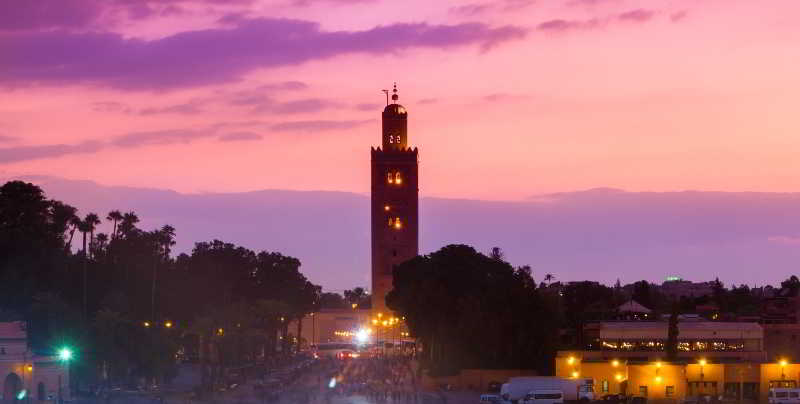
[387, 172, 394, 184]
[666, 386, 675, 398]
[602, 380, 609, 393]
[639, 386, 648, 397]
[37, 383, 45, 401]
[395, 171, 402, 184]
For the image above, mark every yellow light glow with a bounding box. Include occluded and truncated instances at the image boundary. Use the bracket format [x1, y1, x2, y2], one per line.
[165, 321, 173, 328]
[781, 359, 788, 367]
[394, 220, 402, 229]
[612, 360, 619, 367]
[655, 376, 662, 383]
[26, 365, 33, 372]
[378, 313, 383, 318]
[352, 303, 358, 309]
[143, 321, 150, 327]
[567, 356, 575, 365]
[656, 361, 662, 368]
[384, 205, 390, 211]
[699, 359, 707, 366]
[615, 374, 622, 381]
[396, 178, 403, 185]
[372, 319, 378, 325]
[571, 371, 579, 378]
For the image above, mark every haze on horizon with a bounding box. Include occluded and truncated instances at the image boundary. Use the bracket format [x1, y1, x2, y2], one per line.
[1, 0, 799, 201]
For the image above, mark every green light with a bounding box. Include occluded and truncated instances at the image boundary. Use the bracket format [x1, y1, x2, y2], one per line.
[17, 389, 26, 400]
[58, 348, 72, 361]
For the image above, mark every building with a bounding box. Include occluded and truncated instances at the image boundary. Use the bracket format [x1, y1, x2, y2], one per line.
[659, 278, 715, 300]
[370, 84, 419, 316]
[559, 320, 797, 402]
[0, 322, 70, 404]
[583, 321, 765, 362]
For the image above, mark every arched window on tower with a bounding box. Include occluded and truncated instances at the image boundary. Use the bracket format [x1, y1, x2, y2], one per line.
[394, 171, 402, 185]
[393, 217, 403, 229]
[387, 171, 394, 184]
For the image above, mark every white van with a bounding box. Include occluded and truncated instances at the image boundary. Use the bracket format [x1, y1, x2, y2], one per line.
[769, 388, 800, 404]
[522, 390, 564, 404]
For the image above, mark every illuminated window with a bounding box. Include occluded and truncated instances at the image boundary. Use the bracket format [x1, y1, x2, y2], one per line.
[388, 217, 393, 226]
[394, 217, 403, 229]
[387, 172, 394, 184]
[602, 380, 609, 393]
[395, 172, 402, 184]
[666, 386, 675, 398]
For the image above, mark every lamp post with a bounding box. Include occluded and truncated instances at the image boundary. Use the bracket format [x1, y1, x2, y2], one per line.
[780, 359, 788, 380]
[58, 348, 73, 404]
[699, 358, 707, 380]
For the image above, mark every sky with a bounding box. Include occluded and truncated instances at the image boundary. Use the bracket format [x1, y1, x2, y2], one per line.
[1, 0, 799, 201]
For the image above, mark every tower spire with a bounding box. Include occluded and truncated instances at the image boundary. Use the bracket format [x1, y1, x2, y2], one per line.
[391, 82, 399, 103]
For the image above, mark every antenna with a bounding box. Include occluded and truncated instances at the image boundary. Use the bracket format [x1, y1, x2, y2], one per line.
[381, 89, 389, 106]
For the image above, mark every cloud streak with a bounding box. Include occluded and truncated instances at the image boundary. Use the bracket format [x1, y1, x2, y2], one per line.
[0, 18, 526, 90]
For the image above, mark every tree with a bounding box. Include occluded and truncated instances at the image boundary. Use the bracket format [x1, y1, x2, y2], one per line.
[84, 213, 101, 258]
[387, 244, 559, 375]
[666, 303, 680, 361]
[781, 275, 800, 297]
[106, 210, 123, 239]
[344, 287, 371, 309]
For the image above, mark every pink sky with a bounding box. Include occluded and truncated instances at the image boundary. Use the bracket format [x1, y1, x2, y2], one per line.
[2, 0, 800, 201]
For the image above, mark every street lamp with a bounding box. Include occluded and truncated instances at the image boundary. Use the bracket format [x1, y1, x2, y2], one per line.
[58, 347, 73, 404]
[698, 358, 707, 379]
[780, 359, 788, 379]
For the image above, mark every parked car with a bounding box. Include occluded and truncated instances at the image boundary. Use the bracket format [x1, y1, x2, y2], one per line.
[522, 390, 564, 404]
[769, 388, 800, 404]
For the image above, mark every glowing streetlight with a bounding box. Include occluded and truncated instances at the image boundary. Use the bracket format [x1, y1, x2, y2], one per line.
[781, 359, 789, 378]
[656, 361, 662, 368]
[58, 348, 73, 362]
[567, 356, 575, 365]
[655, 376, 662, 384]
[143, 321, 151, 327]
[615, 374, 623, 381]
[571, 371, 579, 378]
[611, 360, 619, 367]
[165, 321, 173, 328]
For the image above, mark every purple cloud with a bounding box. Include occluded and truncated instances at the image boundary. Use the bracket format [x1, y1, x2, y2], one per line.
[537, 18, 600, 32]
[218, 131, 263, 142]
[670, 10, 688, 23]
[0, 18, 525, 90]
[256, 81, 308, 91]
[270, 119, 372, 132]
[139, 101, 205, 115]
[355, 103, 382, 111]
[111, 129, 214, 148]
[0, 141, 104, 163]
[618, 9, 656, 22]
[0, 135, 19, 143]
[0, 0, 254, 31]
[266, 98, 342, 114]
[0, 0, 102, 31]
[450, 3, 492, 16]
[92, 101, 132, 113]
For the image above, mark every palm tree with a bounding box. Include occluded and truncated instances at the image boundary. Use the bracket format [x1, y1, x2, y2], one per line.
[544, 273, 555, 286]
[84, 213, 101, 258]
[119, 211, 140, 238]
[151, 225, 176, 322]
[76, 217, 91, 318]
[66, 215, 81, 251]
[106, 210, 123, 239]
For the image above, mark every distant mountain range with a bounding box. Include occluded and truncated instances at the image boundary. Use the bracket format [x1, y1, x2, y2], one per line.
[8, 176, 800, 292]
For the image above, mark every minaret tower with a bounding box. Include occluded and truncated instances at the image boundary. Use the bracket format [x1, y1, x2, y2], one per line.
[371, 84, 419, 316]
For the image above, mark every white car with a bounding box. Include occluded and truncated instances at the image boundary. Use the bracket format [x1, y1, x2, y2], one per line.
[769, 388, 800, 404]
[522, 390, 564, 404]
[480, 394, 511, 403]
